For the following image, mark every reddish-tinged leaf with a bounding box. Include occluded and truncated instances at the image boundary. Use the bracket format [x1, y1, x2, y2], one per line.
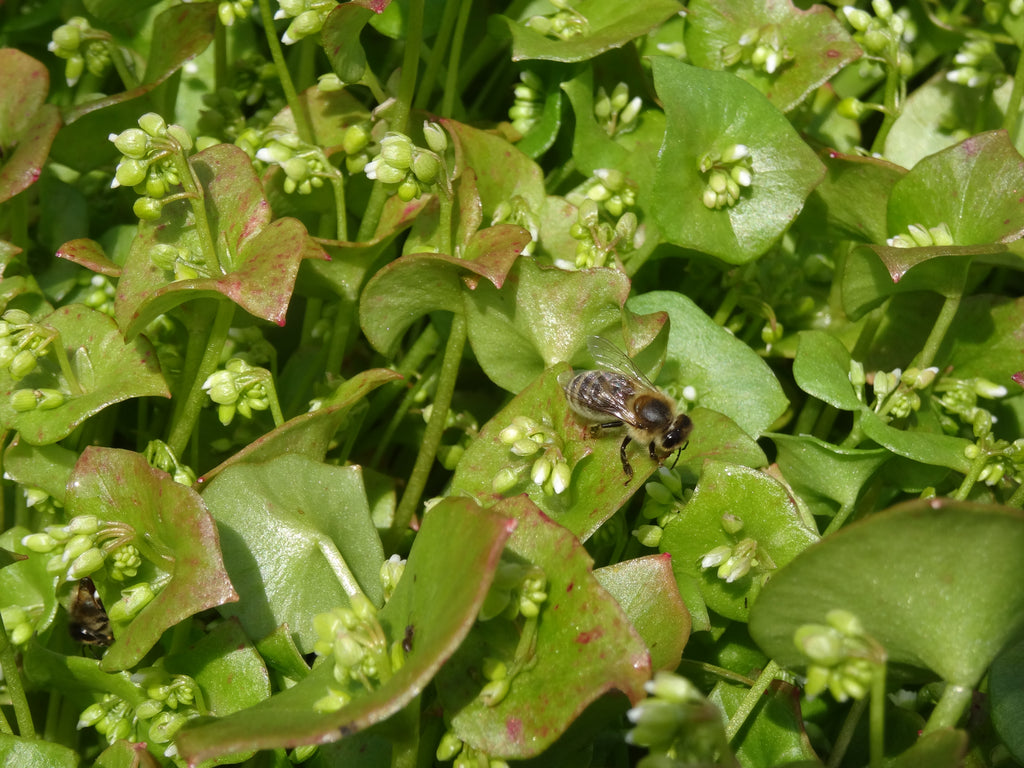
[56, 238, 123, 277]
[65, 448, 239, 671]
[0, 49, 61, 203]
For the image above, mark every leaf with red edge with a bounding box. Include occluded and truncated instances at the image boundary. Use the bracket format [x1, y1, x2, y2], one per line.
[115, 144, 328, 339]
[64, 3, 217, 124]
[174, 497, 515, 764]
[56, 238, 123, 277]
[0, 49, 61, 204]
[64, 447, 239, 672]
[437, 496, 651, 759]
[0, 305, 169, 446]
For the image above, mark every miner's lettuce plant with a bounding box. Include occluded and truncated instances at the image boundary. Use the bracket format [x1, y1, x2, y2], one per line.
[1, 0, 1023, 766]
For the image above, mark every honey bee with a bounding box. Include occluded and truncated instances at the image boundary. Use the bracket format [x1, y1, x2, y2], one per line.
[68, 577, 113, 646]
[559, 336, 692, 483]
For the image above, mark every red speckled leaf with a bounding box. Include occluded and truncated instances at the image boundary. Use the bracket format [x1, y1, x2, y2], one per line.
[57, 238, 123, 277]
[115, 144, 327, 339]
[0, 49, 61, 203]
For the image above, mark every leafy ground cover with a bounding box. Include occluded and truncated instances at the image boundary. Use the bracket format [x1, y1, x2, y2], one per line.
[1, 0, 1023, 766]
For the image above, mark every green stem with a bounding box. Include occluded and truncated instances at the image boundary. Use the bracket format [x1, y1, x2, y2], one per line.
[870, 51, 902, 154]
[256, 0, 314, 144]
[356, 183, 390, 242]
[0, 620, 34, 737]
[922, 682, 973, 734]
[913, 289, 964, 370]
[330, 174, 348, 241]
[371, 356, 441, 468]
[107, 42, 139, 90]
[173, 154, 220, 276]
[712, 285, 740, 326]
[440, 0, 473, 117]
[1004, 48, 1024, 144]
[394, 0, 424, 134]
[725, 659, 780, 743]
[413, 0, 459, 110]
[389, 699, 421, 768]
[827, 698, 866, 768]
[824, 500, 856, 536]
[391, 313, 466, 544]
[166, 301, 236, 457]
[868, 660, 887, 768]
[951, 451, 988, 501]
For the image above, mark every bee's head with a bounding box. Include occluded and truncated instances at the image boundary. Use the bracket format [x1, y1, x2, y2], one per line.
[660, 414, 693, 452]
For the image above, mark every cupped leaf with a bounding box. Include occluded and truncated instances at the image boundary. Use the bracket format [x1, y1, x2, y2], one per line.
[887, 131, 1024, 248]
[200, 454, 384, 653]
[64, 3, 218, 124]
[65, 447, 239, 671]
[0, 304, 169, 446]
[174, 497, 515, 763]
[437, 497, 651, 759]
[749, 498, 1024, 687]
[464, 259, 633, 393]
[322, 3, 376, 85]
[652, 58, 825, 263]
[359, 227, 526, 357]
[594, 554, 690, 672]
[493, 0, 683, 63]
[115, 144, 328, 339]
[990, 635, 1024, 763]
[628, 291, 788, 437]
[660, 461, 819, 622]
[198, 367, 401, 485]
[0, 49, 61, 204]
[685, 0, 861, 113]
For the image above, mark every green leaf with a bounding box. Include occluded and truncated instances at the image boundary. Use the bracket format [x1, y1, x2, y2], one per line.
[322, 3, 376, 85]
[770, 433, 889, 514]
[493, 0, 683, 63]
[660, 461, 819, 622]
[652, 58, 825, 263]
[748, 499, 1024, 686]
[685, 0, 861, 113]
[990, 636, 1024, 763]
[464, 258, 632, 393]
[56, 238, 122, 277]
[594, 554, 690, 672]
[884, 729, 967, 768]
[858, 409, 972, 474]
[0, 305, 170, 446]
[436, 497, 650, 759]
[65, 447, 239, 671]
[938, 295, 1024, 386]
[0, 734, 78, 767]
[0, 49, 61, 205]
[628, 291, 789, 437]
[792, 330, 861, 411]
[710, 680, 820, 765]
[3, 436, 78, 503]
[115, 144, 328, 339]
[0, 527, 60, 641]
[64, 3, 218, 124]
[201, 454, 385, 653]
[174, 497, 515, 763]
[801, 151, 906, 244]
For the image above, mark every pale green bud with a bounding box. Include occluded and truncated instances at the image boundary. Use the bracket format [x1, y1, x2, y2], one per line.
[10, 389, 39, 411]
[138, 113, 168, 138]
[67, 547, 106, 579]
[423, 122, 448, 154]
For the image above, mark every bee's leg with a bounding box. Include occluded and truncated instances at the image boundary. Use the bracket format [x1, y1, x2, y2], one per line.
[620, 436, 634, 484]
[649, 442, 660, 463]
[590, 420, 623, 438]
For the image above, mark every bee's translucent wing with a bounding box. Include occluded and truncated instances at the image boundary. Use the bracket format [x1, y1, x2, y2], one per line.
[585, 336, 657, 389]
[556, 369, 576, 392]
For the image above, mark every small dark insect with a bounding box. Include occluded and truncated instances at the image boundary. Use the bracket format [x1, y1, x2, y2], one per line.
[402, 624, 415, 653]
[68, 577, 113, 646]
[559, 336, 693, 484]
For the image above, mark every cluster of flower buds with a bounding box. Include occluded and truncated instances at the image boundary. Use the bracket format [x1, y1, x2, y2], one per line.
[523, 0, 589, 40]
[436, 730, 509, 768]
[843, 0, 912, 76]
[885, 221, 953, 248]
[251, 130, 338, 195]
[202, 358, 273, 426]
[1, 603, 41, 646]
[493, 416, 572, 496]
[634, 467, 690, 548]
[794, 609, 883, 701]
[311, 594, 390, 712]
[492, 196, 540, 257]
[947, 38, 1005, 88]
[721, 23, 794, 75]
[626, 672, 729, 761]
[509, 71, 546, 136]
[145, 440, 198, 486]
[78, 694, 137, 744]
[569, 197, 638, 269]
[109, 113, 194, 221]
[274, 0, 338, 44]
[480, 560, 549, 623]
[698, 143, 753, 210]
[858, 364, 937, 421]
[594, 83, 642, 137]
[341, 122, 373, 174]
[48, 17, 111, 86]
[364, 125, 449, 203]
[150, 243, 210, 281]
[1, 309, 52, 381]
[21, 514, 136, 581]
[218, 0, 253, 27]
[984, 0, 1024, 25]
